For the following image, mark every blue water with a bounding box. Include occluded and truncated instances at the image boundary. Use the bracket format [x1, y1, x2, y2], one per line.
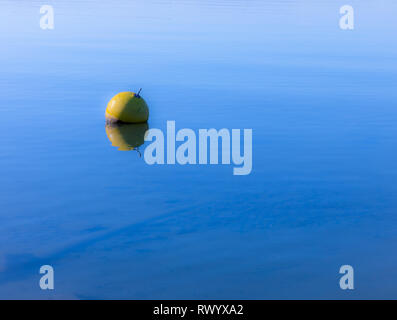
[0, 0, 396, 299]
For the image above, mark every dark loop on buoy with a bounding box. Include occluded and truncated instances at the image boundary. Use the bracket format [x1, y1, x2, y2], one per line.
[135, 88, 142, 98]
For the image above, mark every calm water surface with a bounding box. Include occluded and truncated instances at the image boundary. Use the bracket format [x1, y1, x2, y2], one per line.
[0, 0, 396, 298]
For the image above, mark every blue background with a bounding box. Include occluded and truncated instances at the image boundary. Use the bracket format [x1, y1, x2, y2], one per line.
[0, 0, 396, 298]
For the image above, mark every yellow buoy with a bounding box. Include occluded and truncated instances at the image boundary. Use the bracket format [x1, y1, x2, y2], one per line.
[105, 89, 149, 123]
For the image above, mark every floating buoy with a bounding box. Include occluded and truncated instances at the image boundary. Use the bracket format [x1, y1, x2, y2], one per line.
[105, 89, 149, 123]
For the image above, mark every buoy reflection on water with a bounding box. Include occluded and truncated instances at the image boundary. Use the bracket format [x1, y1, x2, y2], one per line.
[105, 122, 149, 153]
